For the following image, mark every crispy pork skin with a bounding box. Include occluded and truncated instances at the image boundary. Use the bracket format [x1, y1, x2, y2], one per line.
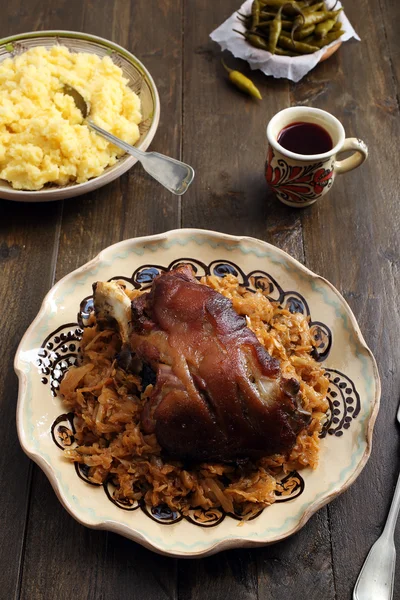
[129, 265, 311, 462]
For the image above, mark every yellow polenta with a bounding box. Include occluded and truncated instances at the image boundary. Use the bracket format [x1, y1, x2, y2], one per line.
[0, 46, 142, 190]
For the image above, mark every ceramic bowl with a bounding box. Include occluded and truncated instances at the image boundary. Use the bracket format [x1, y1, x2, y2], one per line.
[320, 41, 342, 62]
[0, 30, 160, 202]
[15, 229, 380, 557]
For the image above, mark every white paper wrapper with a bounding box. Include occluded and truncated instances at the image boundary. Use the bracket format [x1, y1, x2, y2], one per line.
[210, 0, 360, 82]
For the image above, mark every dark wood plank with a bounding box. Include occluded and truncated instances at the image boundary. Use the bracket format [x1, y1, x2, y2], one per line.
[181, 1, 336, 599]
[18, 472, 110, 600]
[18, 1, 182, 599]
[380, 0, 400, 94]
[178, 549, 258, 600]
[181, 0, 304, 256]
[0, 2, 81, 598]
[54, 0, 184, 282]
[289, 0, 400, 597]
[178, 514, 334, 600]
[257, 512, 334, 599]
[1, 0, 398, 599]
[0, 201, 62, 600]
[20, 472, 178, 600]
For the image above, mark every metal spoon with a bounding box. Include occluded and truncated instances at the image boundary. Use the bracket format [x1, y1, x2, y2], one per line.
[353, 402, 400, 600]
[63, 85, 194, 196]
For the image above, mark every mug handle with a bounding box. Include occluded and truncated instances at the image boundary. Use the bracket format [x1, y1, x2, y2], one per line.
[334, 138, 368, 174]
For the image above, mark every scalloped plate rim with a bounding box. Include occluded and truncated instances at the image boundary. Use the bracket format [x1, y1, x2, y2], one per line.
[14, 228, 381, 557]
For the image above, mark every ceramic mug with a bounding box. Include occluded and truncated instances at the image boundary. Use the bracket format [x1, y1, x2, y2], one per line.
[265, 106, 368, 208]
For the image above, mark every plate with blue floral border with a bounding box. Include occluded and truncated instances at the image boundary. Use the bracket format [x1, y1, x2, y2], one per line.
[15, 229, 380, 557]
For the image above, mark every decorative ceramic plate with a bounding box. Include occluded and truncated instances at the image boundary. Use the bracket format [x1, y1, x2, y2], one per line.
[15, 229, 380, 557]
[0, 31, 160, 202]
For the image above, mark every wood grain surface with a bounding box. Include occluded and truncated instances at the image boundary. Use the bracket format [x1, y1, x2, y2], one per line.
[0, 0, 399, 599]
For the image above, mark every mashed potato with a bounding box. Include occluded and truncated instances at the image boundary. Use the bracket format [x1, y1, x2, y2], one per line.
[0, 46, 142, 190]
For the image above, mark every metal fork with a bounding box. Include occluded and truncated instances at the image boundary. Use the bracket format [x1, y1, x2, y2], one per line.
[353, 403, 400, 600]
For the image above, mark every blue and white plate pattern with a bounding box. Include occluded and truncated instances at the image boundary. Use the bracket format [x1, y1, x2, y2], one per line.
[15, 229, 380, 557]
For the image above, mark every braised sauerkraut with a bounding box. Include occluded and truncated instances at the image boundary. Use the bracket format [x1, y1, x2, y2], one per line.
[60, 274, 329, 519]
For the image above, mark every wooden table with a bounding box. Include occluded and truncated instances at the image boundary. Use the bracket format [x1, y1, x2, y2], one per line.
[1, 1, 399, 598]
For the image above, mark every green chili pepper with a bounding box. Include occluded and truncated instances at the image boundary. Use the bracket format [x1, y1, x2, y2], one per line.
[275, 46, 300, 56]
[257, 18, 295, 30]
[281, 24, 316, 40]
[297, 8, 342, 28]
[297, 0, 316, 6]
[290, 0, 316, 7]
[303, 2, 324, 12]
[237, 0, 341, 57]
[259, 16, 293, 29]
[268, 5, 284, 53]
[282, 2, 304, 16]
[260, 0, 298, 7]
[278, 35, 319, 52]
[269, 1, 303, 42]
[294, 24, 316, 39]
[233, 28, 270, 51]
[238, 12, 251, 22]
[323, 8, 343, 19]
[249, 28, 269, 41]
[247, 32, 271, 50]
[251, 0, 261, 29]
[291, 8, 324, 39]
[304, 28, 344, 47]
[300, 11, 327, 25]
[290, 14, 305, 41]
[275, 3, 304, 48]
[260, 0, 308, 12]
[261, 7, 303, 19]
[315, 18, 337, 38]
[279, 20, 295, 29]
[221, 59, 262, 100]
[259, 11, 279, 18]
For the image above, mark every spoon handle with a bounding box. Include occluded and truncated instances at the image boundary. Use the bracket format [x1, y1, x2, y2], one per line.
[384, 470, 400, 538]
[353, 470, 400, 600]
[353, 533, 396, 600]
[87, 119, 194, 195]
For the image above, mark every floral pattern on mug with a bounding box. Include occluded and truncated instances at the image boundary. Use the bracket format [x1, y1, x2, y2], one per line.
[265, 146, 334, 205]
